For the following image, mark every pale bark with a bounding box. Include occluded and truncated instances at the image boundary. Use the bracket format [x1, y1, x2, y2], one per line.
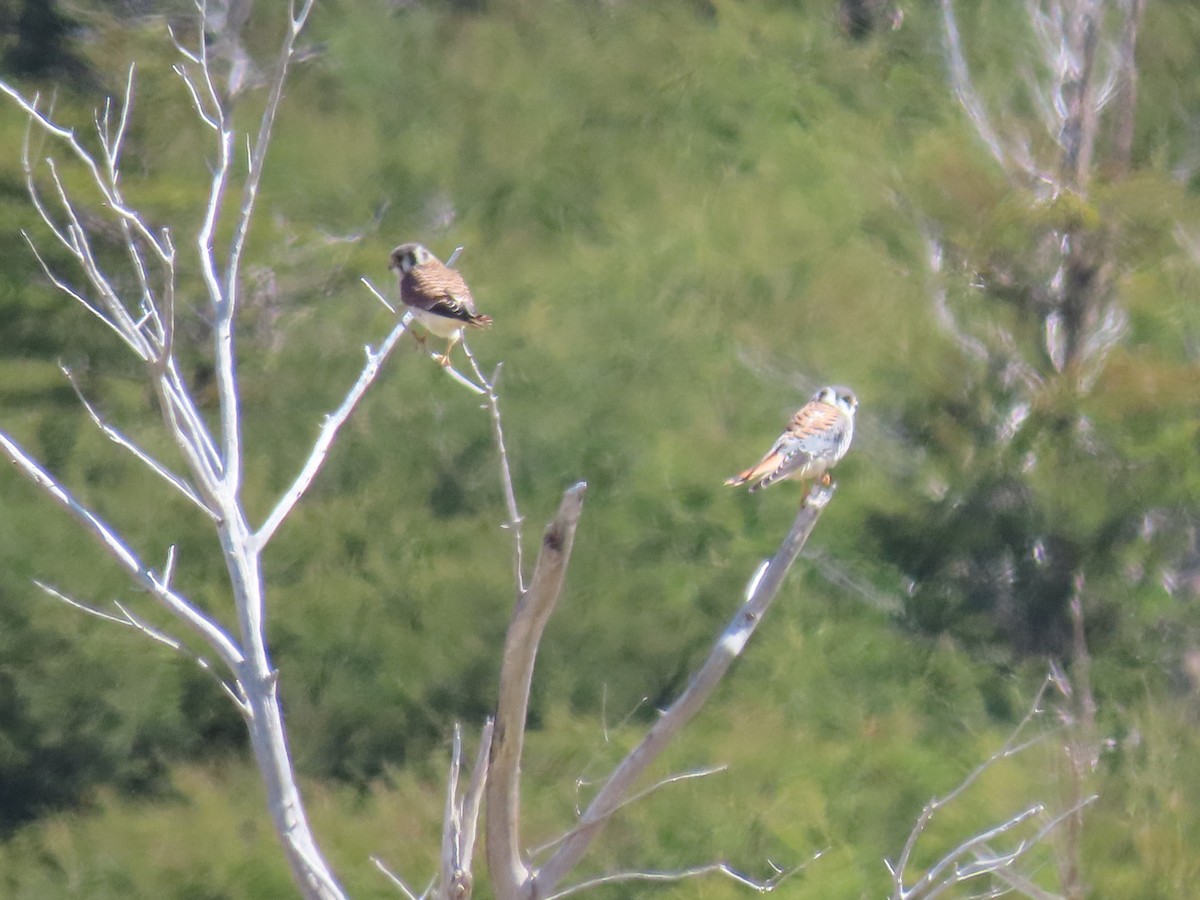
[0, 2, 378, 896]
[485, 483, 836, 899]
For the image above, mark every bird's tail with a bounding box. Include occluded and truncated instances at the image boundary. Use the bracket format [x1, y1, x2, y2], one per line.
[469, 314, 494, 329]
[724, 453, 782, 492]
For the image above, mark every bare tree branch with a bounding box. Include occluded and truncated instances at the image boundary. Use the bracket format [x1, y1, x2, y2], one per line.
[531, 766, 728, 860]
[545, 858, 805, 900]
[458, 721, 494, 885]
[437, 720, 494, 900]
[919, 795, 1096, 900]
[941, 0, 1049, 186]
[0, 81, 172, 258]
[224, 0, 317, 316]
[60, 364, 218, 520]
[1, 2, 353, 895]
[255, 317, 410, 548]
[488, 482, 589, 897]
[886, 667, 1102, 900]
[1049, 577, 1099, 900]
[531, 484, 836, 897]
[0, 429, 245, 674]
[32, 579, 249, 714]
[372, 855, 429, 900]
[974, 845, 1061, 900]
[889, 674, 1056, 895]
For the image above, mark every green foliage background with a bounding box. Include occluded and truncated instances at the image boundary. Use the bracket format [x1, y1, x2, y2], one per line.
[0, 0, 1198, 896]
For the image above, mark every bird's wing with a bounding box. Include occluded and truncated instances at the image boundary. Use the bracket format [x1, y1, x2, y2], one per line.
[755, 403, 850, 484]
[405, 264, 481, 322]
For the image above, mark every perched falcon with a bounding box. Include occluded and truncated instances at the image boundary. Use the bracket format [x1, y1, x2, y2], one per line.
[389, 242, 493, 366]
[725, 386, 858, 494]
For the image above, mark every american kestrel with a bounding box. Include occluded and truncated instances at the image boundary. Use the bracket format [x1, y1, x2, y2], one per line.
[389, 242, 493, 366]
[725, 385, 858, 494]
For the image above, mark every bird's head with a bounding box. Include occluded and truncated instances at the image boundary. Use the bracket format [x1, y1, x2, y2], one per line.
[813, 385, 858, 416]
[389, 242, 433, 274]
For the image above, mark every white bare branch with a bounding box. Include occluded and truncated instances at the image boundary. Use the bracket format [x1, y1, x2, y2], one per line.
[974, 846, 1061, 900]
[884, 669, 1103, 900]
[42, 155, 152, 355]
[441, 360, 488, 394]
[456, 720, 493, 888]
[34, 579, 137, 630]
[255, 317, 411, 548]
[60, 364, 218, 519]
[20, 232, 133, 348]
[372, 855, 429, 900]
[0, 428, 244, 674]
[441, 726, 464, 896]
[913, 803, 1045, 900]
[223, 0, 317, 316]
[435, 721, 493, 900]
[941, 0, 1050, 186]
[924, 233, 989, 364]
[33, 578, 247, 712]
[364, 275, 398, 313]
[0, 81, 171, 257]
[171, 59, 220, 129]
[923, 795, 1097, 900]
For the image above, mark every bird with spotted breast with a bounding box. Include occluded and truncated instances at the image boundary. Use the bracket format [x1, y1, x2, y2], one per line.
[389, 242, 493, 366]
[725, 385, 858, 495]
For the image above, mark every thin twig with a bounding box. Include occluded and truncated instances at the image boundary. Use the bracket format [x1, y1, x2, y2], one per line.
[21, 233, 135, 351]
[41, 156, 149, 355]
[919, 796, 1096, 900]
[462, 344, 526, 594]
[913, 803, 1044, 899]
[0, 79, 171, 254]
[33, 581, 248, 716]
[60, 364, 218, 519]
[545, 856, 810, 900]
[370, 856, 424, 900]
[890, 674, 1056, 892]
[530, 766, 727, 858]
[223, 0, 317, 316]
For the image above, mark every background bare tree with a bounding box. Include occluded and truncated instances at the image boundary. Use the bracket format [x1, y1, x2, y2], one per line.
[936, 0, 1145, 399]
[878, 2, 1152, 893]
